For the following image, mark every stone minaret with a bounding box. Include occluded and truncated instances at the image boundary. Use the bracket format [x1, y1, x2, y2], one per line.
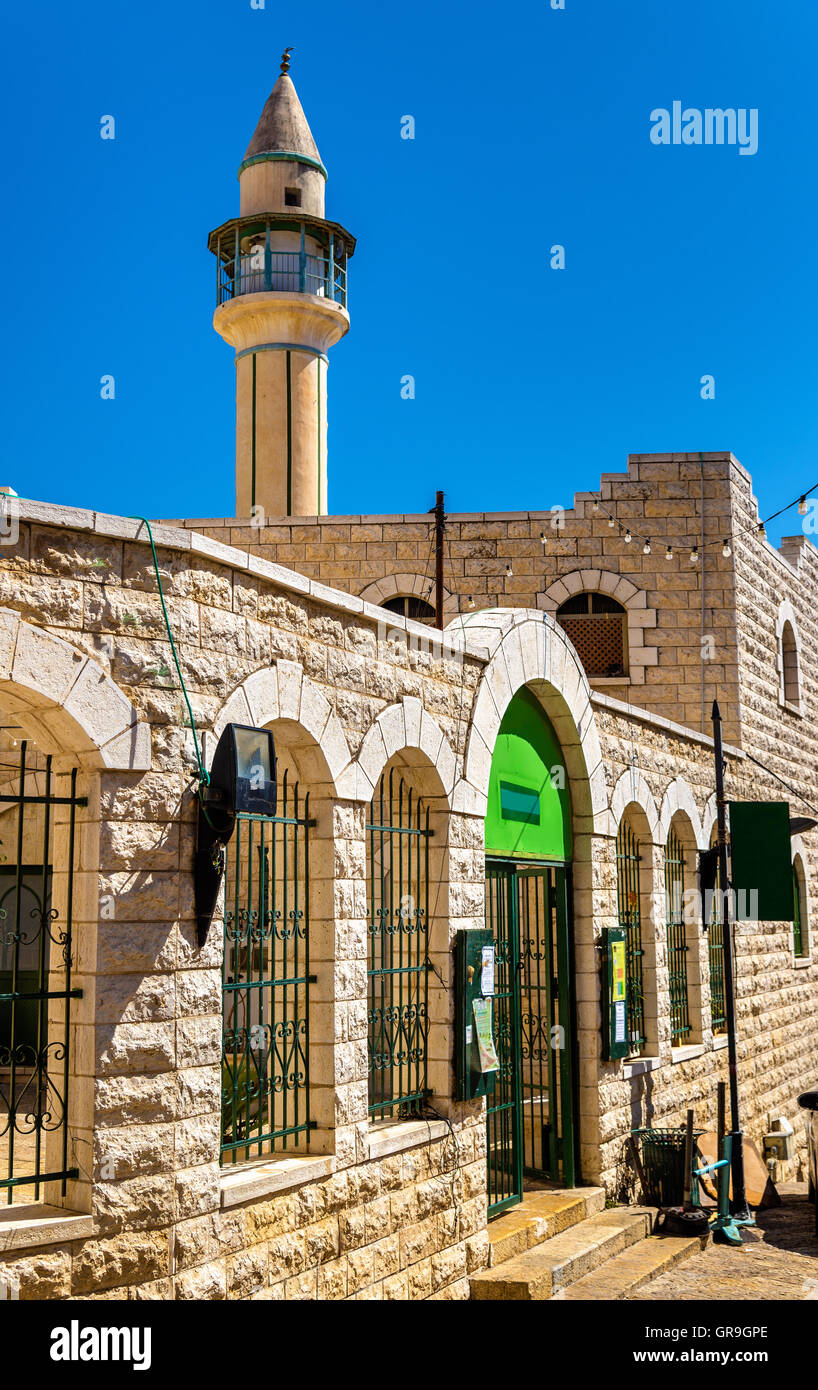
[209, 51, 355, 517]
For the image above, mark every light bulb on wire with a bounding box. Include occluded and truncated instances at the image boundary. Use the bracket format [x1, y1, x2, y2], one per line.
[722, 537, 732, 558]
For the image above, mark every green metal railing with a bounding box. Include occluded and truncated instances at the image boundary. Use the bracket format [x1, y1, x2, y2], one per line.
[214, 220, 348, 309]
[616, 820, 646, 1056]
[708, 837, 727, 1033]
[218, 250, 347, 306]
[221, 772, 313, 1163]
[793, 864, 806, 958]
[664, 829, 691, 1045]
[366, 770, 430, 1120]
[0, 743, 84, 1204]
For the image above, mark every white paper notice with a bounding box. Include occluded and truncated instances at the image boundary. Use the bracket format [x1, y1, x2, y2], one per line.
[481, 946, 495, 997]
[614, 1000, 626, 1044]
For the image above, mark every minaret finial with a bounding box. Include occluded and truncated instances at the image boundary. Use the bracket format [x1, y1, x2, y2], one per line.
[280, 46, 293, 75]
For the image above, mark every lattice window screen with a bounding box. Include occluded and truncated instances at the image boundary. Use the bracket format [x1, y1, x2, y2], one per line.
[557, 614, 626, 678]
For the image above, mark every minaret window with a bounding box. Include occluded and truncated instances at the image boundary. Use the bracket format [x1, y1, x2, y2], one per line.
[284, 187, 302, 207]
[556, 592, 627, 678]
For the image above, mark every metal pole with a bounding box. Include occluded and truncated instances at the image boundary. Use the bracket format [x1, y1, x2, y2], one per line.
[711, 698, 751, 1220]
[434, 490, 445, 630]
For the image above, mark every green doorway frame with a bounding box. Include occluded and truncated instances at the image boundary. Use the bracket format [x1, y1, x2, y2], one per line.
[484, 856, 579, 1217]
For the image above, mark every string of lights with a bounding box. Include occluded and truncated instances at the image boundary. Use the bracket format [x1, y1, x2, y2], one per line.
[536, 479, 818, 566]
[418, 475, 818, 618]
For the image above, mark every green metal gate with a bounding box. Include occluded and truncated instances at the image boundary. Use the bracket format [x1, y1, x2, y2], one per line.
[485, 858, 576, 1216]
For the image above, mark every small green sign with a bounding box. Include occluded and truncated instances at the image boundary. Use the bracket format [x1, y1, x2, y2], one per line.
[729, 801, 794, 922]
[499, 780, 540, 825]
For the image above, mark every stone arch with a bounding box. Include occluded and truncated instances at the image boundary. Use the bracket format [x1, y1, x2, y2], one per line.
[537, 568, 657, 685]
[0, 608, 149, 769]
[210, 659, 358, 1157]
[775, 599, 802, 711]
[346, 696, 457, 807]
[210, 658, 352, 796]
[452, 608, 606, 1178]
[658, 777, 706, 850]
[611, 767, 660, 843]
[362, 740, 455, 1111]
[358, 573, 456, 621]
[455, 610, 607, 832]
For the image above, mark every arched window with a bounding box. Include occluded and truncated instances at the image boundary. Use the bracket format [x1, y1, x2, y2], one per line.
[221, 766, 312, 1165]
[382, 595, 436, 624]
[616, 819, 645, 1055]
[367, 768, 431, 1119]
[557, 593, 627, 678]
[780, 620, 800, 708]
[793, 858, 809, 959]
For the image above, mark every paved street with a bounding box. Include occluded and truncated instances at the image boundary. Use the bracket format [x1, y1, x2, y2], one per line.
[631, 1185, 818, 1301]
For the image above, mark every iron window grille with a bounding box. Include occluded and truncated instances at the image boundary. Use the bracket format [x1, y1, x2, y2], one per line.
[615, 820, 645, 1056]
[793, 863, 806, 958]
[664, 829, 691, 1045]
[0, 742, 84, 1204]
[708, 831, 727, 1033]
[366, 769, 431, 1120]
[556, 593, 628, 679]
[221, 771, 314, 1164]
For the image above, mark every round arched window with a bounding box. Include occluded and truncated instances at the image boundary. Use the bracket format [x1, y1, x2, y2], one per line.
[381, 595, 436, 624]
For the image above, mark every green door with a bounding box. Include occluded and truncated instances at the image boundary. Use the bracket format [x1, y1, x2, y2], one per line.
[485, 858, 577, 1217]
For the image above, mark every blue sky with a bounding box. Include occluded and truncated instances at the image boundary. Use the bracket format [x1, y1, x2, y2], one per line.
[3, 0, 817, 544]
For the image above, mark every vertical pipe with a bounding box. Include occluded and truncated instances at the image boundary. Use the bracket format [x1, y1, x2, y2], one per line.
[712, 699, 750, 1219]
[434, 491, 445, 630]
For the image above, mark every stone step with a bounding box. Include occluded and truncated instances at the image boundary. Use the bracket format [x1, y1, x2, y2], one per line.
[558, 1231, 707, 1300]
[471, 1207, 653, 1300]
[487, 1187, 606, 1266]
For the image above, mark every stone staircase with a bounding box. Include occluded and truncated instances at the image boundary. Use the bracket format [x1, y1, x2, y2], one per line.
[469, 1187, 706, 1301]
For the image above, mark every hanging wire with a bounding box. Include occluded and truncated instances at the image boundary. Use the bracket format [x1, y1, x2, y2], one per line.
[584, 475, 818, 564]
[130, 516, 209, 786]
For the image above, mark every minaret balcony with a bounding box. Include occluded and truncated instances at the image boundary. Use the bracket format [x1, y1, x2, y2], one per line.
[208, 214, 354, 311]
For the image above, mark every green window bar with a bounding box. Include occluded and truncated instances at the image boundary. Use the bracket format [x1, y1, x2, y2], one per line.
[0, 741, 85, 1205]
[616, 820, 645, 1056]
[366, 769, 430, 1120]
[664, 828, 691, 1045]
[793, 864, 806, 958]
[221, 771, 313, 1164]
[708, 836, 727, 1033]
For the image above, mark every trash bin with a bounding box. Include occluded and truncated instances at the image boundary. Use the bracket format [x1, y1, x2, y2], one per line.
[632, 1127, 704, 1207]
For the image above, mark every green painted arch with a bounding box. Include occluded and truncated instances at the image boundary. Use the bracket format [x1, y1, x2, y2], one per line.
[485, 687, 572, 862]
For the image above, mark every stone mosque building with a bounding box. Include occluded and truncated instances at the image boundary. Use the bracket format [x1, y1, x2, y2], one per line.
[0, 59, 816, 1301]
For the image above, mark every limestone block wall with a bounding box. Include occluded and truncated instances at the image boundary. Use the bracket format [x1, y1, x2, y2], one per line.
[168, 450, 744, 744]
[587, 699, 818, 1193]
[0, 503, 491, 1299]
[0, 500, 816, 1301]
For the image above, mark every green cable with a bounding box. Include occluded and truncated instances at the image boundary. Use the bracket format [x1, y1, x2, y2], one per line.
[130, 516, 209, 786]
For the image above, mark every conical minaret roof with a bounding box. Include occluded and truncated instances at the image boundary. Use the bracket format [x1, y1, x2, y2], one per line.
[242, 72, 323, 168]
